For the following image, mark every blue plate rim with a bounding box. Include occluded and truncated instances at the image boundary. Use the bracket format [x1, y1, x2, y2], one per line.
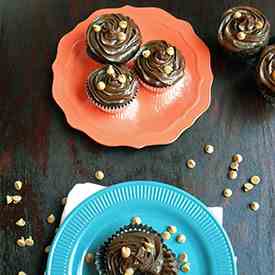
[46, 180, 237, 275]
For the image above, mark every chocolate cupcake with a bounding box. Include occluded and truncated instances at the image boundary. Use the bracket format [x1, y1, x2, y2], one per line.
[218, 6, 270, 58]
[95, 224, 178, 275]
[86, 14, 142, 64]
[135, 40, 185, 93]
[87, 64, 138, 113]
[256, 45, 275, 104]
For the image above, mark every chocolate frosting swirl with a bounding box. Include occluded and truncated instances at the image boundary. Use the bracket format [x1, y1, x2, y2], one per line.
[135, 40, 185, 88]
[257, 45, 275, 96]
[87, 13, 142, 64]
[87, 65, 137, 108]
[218, 6, 270, 55]
[107, 230, 163, 275]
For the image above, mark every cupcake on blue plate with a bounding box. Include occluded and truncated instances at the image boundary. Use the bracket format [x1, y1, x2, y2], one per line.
[95, 223, 178, 275]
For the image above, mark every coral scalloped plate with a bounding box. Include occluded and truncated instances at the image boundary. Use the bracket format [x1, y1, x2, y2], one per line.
[52, 6, 213, 148]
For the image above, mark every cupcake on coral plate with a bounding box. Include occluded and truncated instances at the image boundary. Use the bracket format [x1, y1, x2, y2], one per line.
[135, 40, 185, 93]
[95, 223, 178, 275]
[218, 6, 270, 59]
[86, 13, 142, 64]
[256, 44, 275, 105]
[87, 64, 138, 113]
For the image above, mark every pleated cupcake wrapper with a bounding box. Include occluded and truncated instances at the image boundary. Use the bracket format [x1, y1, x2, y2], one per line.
[86, 81, 139, 113]
[95, 223, 165, 275]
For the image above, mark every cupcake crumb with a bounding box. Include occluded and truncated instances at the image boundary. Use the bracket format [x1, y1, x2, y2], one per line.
[176, 234, 186, 244]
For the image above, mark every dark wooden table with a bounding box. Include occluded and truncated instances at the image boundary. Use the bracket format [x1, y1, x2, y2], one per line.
[0, 0, 274, 274]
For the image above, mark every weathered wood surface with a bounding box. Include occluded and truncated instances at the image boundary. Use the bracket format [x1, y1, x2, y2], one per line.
[0, 0, 274, 274]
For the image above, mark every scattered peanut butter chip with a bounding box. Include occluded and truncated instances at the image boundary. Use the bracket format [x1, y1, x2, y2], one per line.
[250, 176, 261, 185]
[93, 24, 101, 32]
[228, 170, 238, 180]
[178, 252, 188, 263]
[14, 180, 23, 191]
[176, 234, 186, 244]
[223, 188, 233, 198]
[16, 237, 26, 247]
[162, 231, 171, 241]
[18, 271, 27, 275]
[61, 197, 67, 206]
[96, 81, 106, 91]
[243, 183, 254, 192]
[47, 214, 56, 224]
[13, 195, 22, 204]
[121, 246, 131, 258]
[119, 20, 128, 29]
[25, 236, 34, 247]
[256, 20, 264, 29]
[232, 154, 243, 163]
[118, 31, 127, 41]
[124, 267, 134, 275]
[16, 218, 26, 227]
[230, 162, 239, 171]
[6, 195, 13, 205]
[142, 49, 151, 58]
[95, 170, 104, 181]
[131, 216, 142, 225]
[181, 263, 191, 272]
[167, 225, 177, 234]
[44, 245, 51, 253]
[249, 201, 260, 211]
[85, 252, 94, 264]
[186, 159, 196, 169]
[204, 144, 214, 154]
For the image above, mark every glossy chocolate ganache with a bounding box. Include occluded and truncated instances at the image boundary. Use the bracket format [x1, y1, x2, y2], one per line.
[135, 40, 185, 88]
[256, 45, 275, 102]
[96, 224, 178, 275]
[87, 64, 138, 109]
[86, 13, 142, 64]
[218, 6, 270, 56]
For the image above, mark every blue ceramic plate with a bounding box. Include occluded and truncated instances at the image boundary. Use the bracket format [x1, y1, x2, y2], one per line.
[46, 181, 237, 275]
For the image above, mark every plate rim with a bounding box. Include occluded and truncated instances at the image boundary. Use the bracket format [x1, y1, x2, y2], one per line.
[46, 180, 237, 275]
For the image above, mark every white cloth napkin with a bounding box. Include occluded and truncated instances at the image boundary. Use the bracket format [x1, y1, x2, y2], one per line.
[60, 183, 223, 225]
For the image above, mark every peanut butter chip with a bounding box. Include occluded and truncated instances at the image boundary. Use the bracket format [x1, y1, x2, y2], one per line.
[14, 180, 23, 191]
[118, 74, 127, 84]
[186, 159, 196, 169]
[167, 225, 177, 234]
[228, 170, 238, 180]
[230, 162, 239, 171]
[44, 245, 51, 253]
[142, 50, 151, 58]
[204, 144, 214, 154]
[18, 272, 27, 275]
[6, 195, 13, 205]
[93, 24, 101, 32]
[166, 47, 175, 56]
[256, 21, 264, 29]
[13, 195, 22, 204]
[85, 252, 94, 264]
[121, 246, 131, 258]
[223, 188, 233, 198]
[179, 252, 188, 263]
[164, 65, 173, 75]
[25, 236, 34, 247]
[250, 201, 260, 211]
[232, 154, 243, 163]
[181, 263, 191, 272]
[96, 81, 106, 91]
[106, 65, 115, 76]
[250, 176, 261, 185]
[176, 234, 186, 244]
[124, 268, 134, 275]
[17, 237, 26, 247]
[237, 31, 246, 40]
[118, 32, 127, 41]
[162, 231, 171, 241]
[16, 218, 26, 227]
[131, 216, 142, 225]
[243, 183, 254, 192]
[47, 214, 56, 224]
[119, 20, 128, 29]
[233, 11, 242, 19]
[95, 170, 104, 180]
